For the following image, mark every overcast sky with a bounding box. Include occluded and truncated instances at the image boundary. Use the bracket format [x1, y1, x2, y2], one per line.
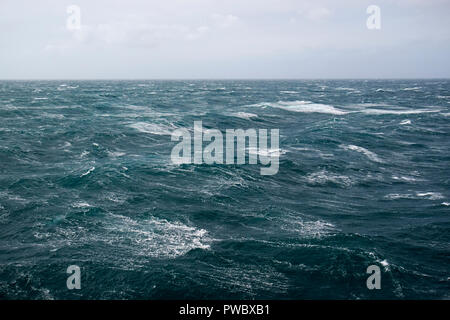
[1, 0, 450, 79]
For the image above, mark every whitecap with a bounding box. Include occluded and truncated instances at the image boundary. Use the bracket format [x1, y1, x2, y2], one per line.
[37, 214, 212, 263]
[256, 100, 347, 115]
[375, 88, 395, 92]
[306, 170, 352, 187]
[80, 167, 95, 177]
[380, 259, 389, 267]
[278, 216, 335, 238]
[384, 193, 414, 200]
[416, 192, 444, 200]
[353, 103, 393, 108]
[335, 87, 359, 92]
[392, 175, 418, 182]
[61, 141, 72, 149]
[108, 151, 126, 157]
[362, 108, 440, 115]
[377, 259, 391, 271]
[385, 192, 444, 200]
[72, 202, 91, 208]
[232, 112, 258, 120]
[100, 214, 211, 259]
[400, 119, 411, 125]
[340, 144, 383, 163]
[247, 147, 287, 156]
[129, 122, 175, 135]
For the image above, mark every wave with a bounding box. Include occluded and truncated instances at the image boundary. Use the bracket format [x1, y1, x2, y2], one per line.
[128, 122, 176, 135]
[402, 87, 422, 91]
[306, 170, 352, 187]
[253, 100, 348, 115]
[340, 144, 383, 163]
[232, 112, 258, 120]
[100, 214, 211, 259]
[246, 100, 443, 117]
[392, 175, 420, 182]
[34, 213, 211, 261]
[195, 262, 289, 296]
[416, 192, 444, 200]
[72, 202, 91, 208]
[277, 216, 335, 238]
[280, 91, 298, 94]
[353, 103, 393, 108]
[80, 166, 95, 177]
[107, 151, 126, 157]
[335, 87, 361, 93]
[384, 193, 415, 200]
[347, 103, 441, 115]
[375, 88, 395, 92]
[385, 192, 444, 200]
[361, 108, 440, 115]
[247, 147, 287, 156]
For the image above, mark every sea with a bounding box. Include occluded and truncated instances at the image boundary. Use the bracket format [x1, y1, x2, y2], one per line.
[0, 80, 449, 299]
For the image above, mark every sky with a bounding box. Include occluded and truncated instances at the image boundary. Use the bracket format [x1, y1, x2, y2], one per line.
[1, 0, 450, 79]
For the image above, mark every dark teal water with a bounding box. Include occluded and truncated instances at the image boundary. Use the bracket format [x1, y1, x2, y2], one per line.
[0, 80, 449, 299]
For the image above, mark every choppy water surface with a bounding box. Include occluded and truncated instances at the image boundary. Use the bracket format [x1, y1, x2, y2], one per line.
[0, 80, 449, 299]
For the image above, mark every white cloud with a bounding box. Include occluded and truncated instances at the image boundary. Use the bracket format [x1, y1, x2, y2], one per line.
[211, 13, 239, 28]
[297, 5, 332, 21]
[45, 10, 240, 52]
[3, 0, 450, 78]
[186, 26, 210, 40]
[46, 21, 204, 52]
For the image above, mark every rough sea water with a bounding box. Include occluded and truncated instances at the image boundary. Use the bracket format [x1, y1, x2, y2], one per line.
[0, 80, 449, 299]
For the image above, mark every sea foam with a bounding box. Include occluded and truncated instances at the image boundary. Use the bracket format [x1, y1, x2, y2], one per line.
[129, 122, 175, 135]
[340, 144, 383, 163]
[254, 100, 347, 115]
[232, 112, 258, 119]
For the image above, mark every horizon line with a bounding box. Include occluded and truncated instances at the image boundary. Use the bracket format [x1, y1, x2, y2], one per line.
[1, 77, 450, 81]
